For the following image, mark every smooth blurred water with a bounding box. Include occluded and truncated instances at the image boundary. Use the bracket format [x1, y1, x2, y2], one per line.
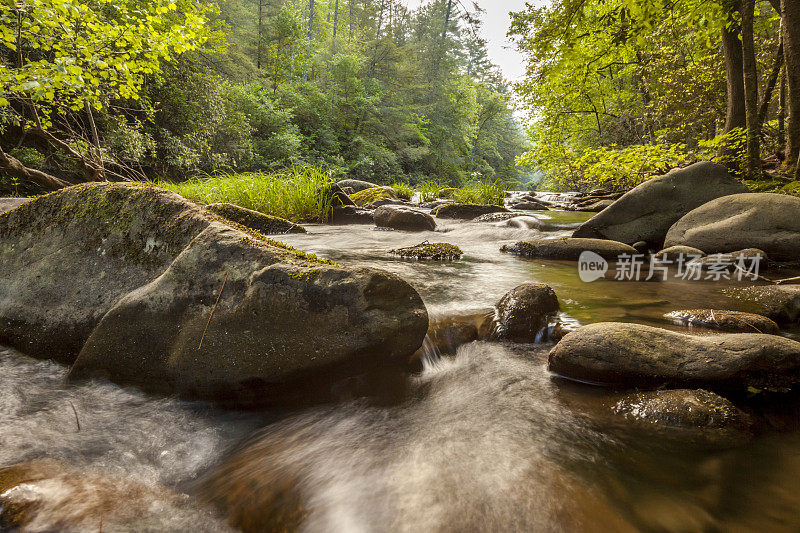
[4, 208, 800, 532]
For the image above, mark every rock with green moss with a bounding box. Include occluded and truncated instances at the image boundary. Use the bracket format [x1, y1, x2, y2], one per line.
[0, 183, 428, 406]
[350, 186, 398, 206]
[336, 179, 379, 193]
[205, 203, 306, 234]
[665, 309, 779, 333]
[390, 241, 462, 260]
[500, 238, 636, 260]
[549, 322, 800, 391]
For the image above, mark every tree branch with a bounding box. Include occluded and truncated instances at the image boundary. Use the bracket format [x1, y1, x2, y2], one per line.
[0, 146, 71, 190]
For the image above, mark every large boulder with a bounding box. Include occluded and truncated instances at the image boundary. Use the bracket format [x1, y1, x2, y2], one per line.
[500, 238, 636, 260]
[329, 205, 374, 224]
[375, 206, 436, 231]
[350, 186, 398, 206]
[0, 183, 428, 405]
[434, 203, 509, 220]
[0, 198, 30, 214]
[509, 200, 549, 211]
[489, 283, 560, 342]
[205, 203, 306, 234]
[336, 179, 380, 193]
[573, 162, 746, 246]
[664, 193, 800, 260]
[548, 322, 800, 391]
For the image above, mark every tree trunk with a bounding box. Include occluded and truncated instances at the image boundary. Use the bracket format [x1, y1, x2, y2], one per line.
[779, 69, 787, 153]
[782, 0, 800, 167]
[742, 0, 761, 178]
[0, 146, 70, 190]
[442, 0, 453, 40]
[257, 0, 263, 69]
[348, 0, 354, 42]
[332, 0, 339, 42]
[721, 18, 747, 135]
[758, 38, 784, 127]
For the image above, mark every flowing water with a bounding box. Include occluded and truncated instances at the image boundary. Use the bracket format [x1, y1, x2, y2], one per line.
[4, 207, 800, 531]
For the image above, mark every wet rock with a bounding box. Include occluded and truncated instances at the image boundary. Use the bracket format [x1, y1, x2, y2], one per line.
[336, 179, 379, 193]
[664, 193, 800, 261]
[613, 389, 752, 440]
[573, 162, 746, 246]
[510, 200, 550, 211]
[0, 460, 223, 531]
[350, 186, 398, 206]
[489, 283, 560, 342]
[434, 203, 509, 220]
[632, 241, 648, 253]
[503, 216, 546, 230]
[473, 212, 521, 223]
[665, 309, 779, 333]
[654, 245, 706, 261]
[0, 198, 30, 214]
[548, 322, 800, 391]
[374, 205, 436, 231]
[328, 205, 375, 224]
[390, 241, 462, 260]
[693, 249, 768, 272]
[500, 238, 637, 260]
[0, 183, 428, 406]
[575, 199, 614, 212]
[412, 313, 485, 364]
[725, 285, 800, 324]
[205, 203, 306, 234]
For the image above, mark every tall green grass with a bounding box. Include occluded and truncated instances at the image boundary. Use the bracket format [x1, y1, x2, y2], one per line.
[390, 182, 414, 201]
[417, 181, 445, 202]
[158, 166, 334, 222]
[451, 179, 506, 205]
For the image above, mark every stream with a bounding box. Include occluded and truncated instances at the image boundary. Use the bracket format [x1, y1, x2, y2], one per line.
[4, 206, 800, 531]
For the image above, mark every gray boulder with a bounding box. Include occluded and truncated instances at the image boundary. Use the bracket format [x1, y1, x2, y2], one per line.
[573, 162, 746, 246]
[509, 201, 549, 211]
[205, 203, 306, 234]
[548, 322, 800, 391]
[664, 193, 800, 261]
[329, 205, 374, 225]
[336, 179, 379, 193]
[434, 203, 509, 220]
[489, 283, 559, 342]
[575, 199, 614, 212]
[0, 183, 428, 405]
[500, 238, 636, 260]
[664, 309, 779, 334]
[472, 212, 520, 223]
[374, 206, 436, 231]
[0, 198, 30, 214]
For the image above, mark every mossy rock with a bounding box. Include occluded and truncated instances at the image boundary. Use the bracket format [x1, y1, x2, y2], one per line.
[205, 203, 306, 234]
[390, 241, 462, 260]
[0, 182, 429, 406]
[350, 186, 399, 206]
[438, 187, 457, 199]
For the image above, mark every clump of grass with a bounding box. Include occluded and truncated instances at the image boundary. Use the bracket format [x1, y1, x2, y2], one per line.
[417, 181, 445, 202]
[157, 166, 334, 222]
[391, 182, 414, 200]
[452, 179, 506, 206]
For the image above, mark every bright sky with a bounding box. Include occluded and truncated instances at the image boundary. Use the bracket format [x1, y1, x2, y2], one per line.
[399, 0, 532, 83]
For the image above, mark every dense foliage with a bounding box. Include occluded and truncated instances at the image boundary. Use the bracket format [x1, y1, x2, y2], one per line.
[509, 0, 793, 191]
[0, 0, 527, 193]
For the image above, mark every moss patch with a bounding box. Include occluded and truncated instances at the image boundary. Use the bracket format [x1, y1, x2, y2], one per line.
[350, 187, 398, 206]
[390, 241, 462, 260]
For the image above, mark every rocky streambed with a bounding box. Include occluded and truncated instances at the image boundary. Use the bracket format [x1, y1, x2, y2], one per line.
[5, 167, 800, 531]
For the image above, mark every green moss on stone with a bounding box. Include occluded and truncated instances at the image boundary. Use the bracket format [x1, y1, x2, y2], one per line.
[350, 187, 398, 206]
[390, 241, 462, 260]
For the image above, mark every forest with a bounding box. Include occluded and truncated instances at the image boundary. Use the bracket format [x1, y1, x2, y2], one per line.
[0, 0, 526, 196]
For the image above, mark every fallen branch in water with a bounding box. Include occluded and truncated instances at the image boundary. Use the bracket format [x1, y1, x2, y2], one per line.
[68, 400, 80, 431]
[198, 272, 228, 350]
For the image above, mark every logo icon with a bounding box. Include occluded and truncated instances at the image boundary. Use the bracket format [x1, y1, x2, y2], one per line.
[578, 251, 608, 282]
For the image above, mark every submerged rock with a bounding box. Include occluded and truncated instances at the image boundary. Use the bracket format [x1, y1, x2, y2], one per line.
[548, 322, 800, 391]
[501, 238, 636, 260]
[573, 162, 746, 246]
[328, 205, 375, 224]
[472, 212, 521, 223]
[665, 309, 779, 334]
[613, 389, 752, 441]
[205, 203, 306, 234]
[390, 241, 462, 260]
[489, 283, 560, 342]
[336, 178, 379, 193]
[725, 285, 800, 324]
[350, 186, 398, 206]
[502, 216, 546, 230]
[0, 198, 30, 214]
[374, 205, 436, 231]
[434, 203, 509, 220]
[0, 183, 428, 405]
[664, 193, 800, 261]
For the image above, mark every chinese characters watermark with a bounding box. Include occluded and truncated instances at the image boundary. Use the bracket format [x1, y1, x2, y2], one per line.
[578, 251, 762, 282]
